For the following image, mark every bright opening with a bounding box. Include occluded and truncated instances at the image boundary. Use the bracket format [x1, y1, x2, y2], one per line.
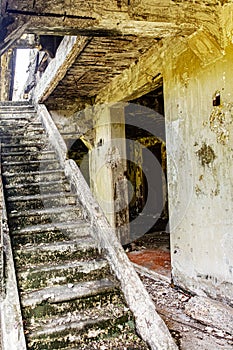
[13, 49, 31, 101]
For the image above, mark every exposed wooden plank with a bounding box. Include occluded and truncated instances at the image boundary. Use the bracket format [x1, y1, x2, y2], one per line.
[0, 22, 28, 56]
[3, 11, 195, 39]
[6, 0, 123, 17]
[34, 35, 92, 102]
[6, 0, 218, 35]
[96, 40, 164, 103]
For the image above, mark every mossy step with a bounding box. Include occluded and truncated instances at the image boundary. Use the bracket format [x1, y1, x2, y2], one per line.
[26, 298, 129, 330]
[1, 139, 45, 146]
[8, 205, 84, 229]
[0, 121, 42, 130]
[5, 180, 70, 196]
[6, 192, 78, 211]
[1, 126, 44, 133]
[11, 221, 92, 247]
[0, 120, 38, 128]
[0, 102, 34, 108]
[62, 335, 149, 350]
[0, 112, 36, 118]
[14, 238, 99, 268]
[26, 311, 136, 350]
[1, 150, 56, 162]
[17, 258, 111, 292]
[22, 279, 122, 321]
[2, 159, 60, 173]
[62, 337, 149, 350]
[1, 143, 45, 153]
[22, 278, 118, 308]
[2, 169, 65, 185]
[0, 135, 45, 144]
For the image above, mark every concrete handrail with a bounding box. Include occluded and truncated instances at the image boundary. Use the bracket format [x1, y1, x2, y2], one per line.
[38, 104, 178, 350]
[0, 143, 4, 295]
[37, 104, 67, 167]
[0, 146, 27, 350]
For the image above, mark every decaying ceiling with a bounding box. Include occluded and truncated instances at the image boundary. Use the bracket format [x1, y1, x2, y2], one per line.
[0, 0, 230, 107]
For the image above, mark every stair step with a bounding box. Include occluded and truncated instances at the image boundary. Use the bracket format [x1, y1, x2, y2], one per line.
[61, 338, 148, 350]
[26, 309, 137, 350]
[0, 121, 42, 130]
[1, 142, 45, 152]
[5, 180, 70, 196]
[17, 258, 110, 291]
[14, 238, 99, 268]
[0, 101, 34, 107]
[6, 192, 78, 211]
[21, 279, 118, 308]
[9, 205, 84, 229]
[0, 110, 36, 116]
[0, 128, 44, 138]
[21, 279, 124, 330]
[2, 159, 60, 173]
[27, 300, 128, 329]
[1, 150, 56, 162]
[11, 221, 93, 247]
[0, 134, 45, 143]
[0, 134, 45, 147]
[26, 306, 133, 349]
[2, 169, 65, 184]
[1, 126, 44, 134]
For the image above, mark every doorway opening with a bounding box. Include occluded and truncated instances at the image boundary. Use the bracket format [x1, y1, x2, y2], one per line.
[68, 138, 90, 186]
[124, 86, 171, 278]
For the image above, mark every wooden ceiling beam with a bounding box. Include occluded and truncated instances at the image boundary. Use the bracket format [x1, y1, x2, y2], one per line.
[2, 0, 220, 39]
[95, 40, 164, 104]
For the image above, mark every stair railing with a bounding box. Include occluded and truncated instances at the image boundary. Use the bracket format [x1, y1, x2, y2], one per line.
[0, 143, 4, 296]
[0, 144, 27, 350]
[38, 104, 178, 350]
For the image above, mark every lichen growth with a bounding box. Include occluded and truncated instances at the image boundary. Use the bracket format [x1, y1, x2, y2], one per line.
[209, 103, 232, 145]
[196, 142, 216, 167]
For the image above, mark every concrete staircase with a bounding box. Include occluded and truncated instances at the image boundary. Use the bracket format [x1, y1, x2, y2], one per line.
[0, 102, 149, 349]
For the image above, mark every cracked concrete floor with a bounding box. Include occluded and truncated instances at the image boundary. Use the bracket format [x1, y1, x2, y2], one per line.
[126, 231, 233, 350]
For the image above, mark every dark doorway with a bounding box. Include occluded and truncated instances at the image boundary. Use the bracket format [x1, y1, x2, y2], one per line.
[124, 85, 171, 278]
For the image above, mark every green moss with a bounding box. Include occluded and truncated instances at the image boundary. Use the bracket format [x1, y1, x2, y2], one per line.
[18, 265, 111, 291]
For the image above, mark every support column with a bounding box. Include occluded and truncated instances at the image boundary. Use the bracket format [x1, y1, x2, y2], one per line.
[90, 103, 130, 244]
[0, 48, 15, 101]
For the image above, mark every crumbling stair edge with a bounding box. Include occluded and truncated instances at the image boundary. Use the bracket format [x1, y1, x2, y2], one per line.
[0, 154, 27, 350]
[38, 103, 178, 350]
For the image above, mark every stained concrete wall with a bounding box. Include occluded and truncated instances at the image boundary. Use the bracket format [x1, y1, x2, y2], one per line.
[164, 43, 233, 303]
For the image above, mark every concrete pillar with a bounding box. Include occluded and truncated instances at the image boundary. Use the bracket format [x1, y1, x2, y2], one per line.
[164, 44, 233, 303]
[90, 103, 130, 244]
[0, 49, 15, 101]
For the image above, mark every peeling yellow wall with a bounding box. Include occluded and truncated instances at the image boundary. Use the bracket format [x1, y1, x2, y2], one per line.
[164, 42, 233, 303]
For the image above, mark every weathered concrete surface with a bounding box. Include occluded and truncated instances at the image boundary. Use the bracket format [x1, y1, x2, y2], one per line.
[0, 49, 14, 101]
[38, 104, 67, 166]
[0, 140, 26, 349]
[0, 205, 27, 350]
[163, 37, 233, 303]
[185, 296, 233, 335]
[90, 103, 130, 244]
